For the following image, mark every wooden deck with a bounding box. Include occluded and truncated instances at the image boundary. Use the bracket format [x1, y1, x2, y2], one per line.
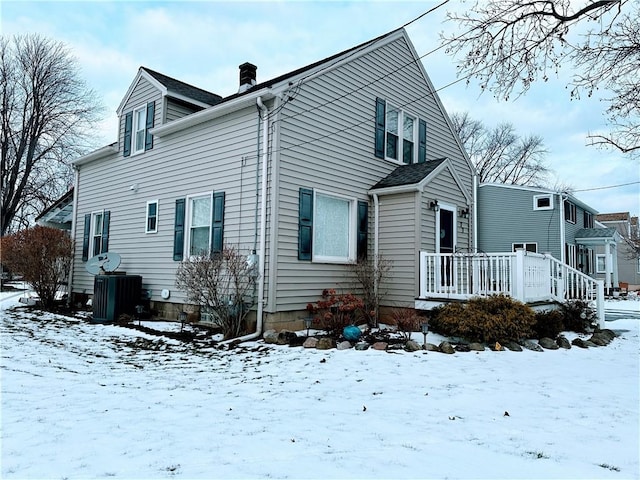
[415, 250, 605, 327]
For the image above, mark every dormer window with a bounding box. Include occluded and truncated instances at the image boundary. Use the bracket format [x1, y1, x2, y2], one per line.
[123, 101, 155, 157]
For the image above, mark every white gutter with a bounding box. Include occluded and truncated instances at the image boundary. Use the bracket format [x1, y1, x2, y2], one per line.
[227, 96, 269, 343]
[71, 143, 118, 167]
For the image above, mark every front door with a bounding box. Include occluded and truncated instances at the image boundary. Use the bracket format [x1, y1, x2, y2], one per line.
[437, 207, 455, 287]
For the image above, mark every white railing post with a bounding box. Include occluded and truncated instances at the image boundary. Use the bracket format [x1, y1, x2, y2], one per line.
[512, 249, 525, 302]
[419, 251, 427, 298]
[596, 279, 605, 329]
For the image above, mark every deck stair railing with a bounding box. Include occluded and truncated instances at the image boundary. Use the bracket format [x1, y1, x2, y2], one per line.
[419, 249, 604, 326]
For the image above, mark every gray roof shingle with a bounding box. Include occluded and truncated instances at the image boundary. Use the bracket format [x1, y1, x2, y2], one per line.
[371, 158, 447, 190]
[142, 67, 223, 106]
[574, 228, 617, 239]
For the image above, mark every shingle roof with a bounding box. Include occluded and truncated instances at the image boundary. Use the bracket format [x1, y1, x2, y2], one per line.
[596, 212, 630, 222]
[142, 67, 223, 106]
[371, 158, 447, 189]
[574, 227, 617, 239]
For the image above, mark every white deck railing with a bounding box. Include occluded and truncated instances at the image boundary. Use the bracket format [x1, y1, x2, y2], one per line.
[418, 250, 604, 326]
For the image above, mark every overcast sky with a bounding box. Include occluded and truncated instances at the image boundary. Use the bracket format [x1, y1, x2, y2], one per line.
[3, 0, 638, 217]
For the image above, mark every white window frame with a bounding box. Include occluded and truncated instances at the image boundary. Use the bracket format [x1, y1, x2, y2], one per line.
[565, 201, 577, 224]
[185, 193, 213, 259]
[312, 190, 356, 264]
[90, 210, 104, 258]
[637, 257, 640, 274]
[533, 194, 553, 211]
[145, 200, 158, 234]
[512, 242, 538, 253]
[132, 104, 147, 155]
[385, 103, 418, 165]
[596, 254, 607, 274]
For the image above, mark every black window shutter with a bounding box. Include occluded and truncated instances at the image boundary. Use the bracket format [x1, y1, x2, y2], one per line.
[211, 191, 225, 254]
[374, 98, 386, 159]
[123, 112, 133, 157]
[298, 188, 313, 261]
[418, 119, 427, 164]
[145, 101, 155, 151]
[357, 200, 368, 260]
[82, 214, 91, 261]
[173, 199, 186, 261]
[101, 210, 110, 253]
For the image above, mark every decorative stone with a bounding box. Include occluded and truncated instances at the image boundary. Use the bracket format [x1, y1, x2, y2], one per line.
[289, 335, 307, 347]
[522, 340, 544, 352]
[539, 337, 559, 350]
[342, 325, 362, 342]
[276, 330, 298, 345]
[263, 330, 278, 344]
[489, 341, 504, 351]
[469, 342, 485, 351]
[588, 335, 607, 346]
[439, 341, 455, 354]
[303, 337, 318, 349]
[455, 343, 471, 352]
[372, 341, 388, 351]
[571, 338, 589, 348]
[424, 343, 440, 352]
[556, 335, 571, 349]
[598, 329, 617, 341]
[336, 341, 352, 350]
[316, 337, 335, 350]
[502, 341, 522, 352]
[355, 342, 370, 351]
[405, 340, 422, 352]
[584, 340, 598, 347]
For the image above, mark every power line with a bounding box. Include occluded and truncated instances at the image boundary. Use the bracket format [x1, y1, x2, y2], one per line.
[572, 181, 640, 192]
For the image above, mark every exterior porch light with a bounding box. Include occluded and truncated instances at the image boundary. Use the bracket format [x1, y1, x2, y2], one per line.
[430, 200, 439, 211]
[420, 320, 429, 349]
[459, 207, 470, 218]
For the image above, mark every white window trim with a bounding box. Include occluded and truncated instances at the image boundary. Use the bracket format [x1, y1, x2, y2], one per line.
[132, 104, 147, 156]
[533, 194, 553, 211]
[89, 210, 105, 258]
[637, 257, 640, 274]
[565, 201, 577, 224]
[596, 254, 607, 274]
[184, 192, 213, 260]
[512, 242, 538, 253]
[312, 190, 356, 264]
[145, 200, 159, 234]
[385, 103, 419, 165]
[435, 202, 457, 254]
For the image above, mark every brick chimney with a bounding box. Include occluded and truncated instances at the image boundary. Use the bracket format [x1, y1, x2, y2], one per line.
[238, 62, 257, 93]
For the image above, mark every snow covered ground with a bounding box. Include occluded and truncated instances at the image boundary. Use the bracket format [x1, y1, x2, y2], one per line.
[1, 289, 639, 479]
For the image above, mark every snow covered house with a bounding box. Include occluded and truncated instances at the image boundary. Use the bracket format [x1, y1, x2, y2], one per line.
[68, 28, 477, 331]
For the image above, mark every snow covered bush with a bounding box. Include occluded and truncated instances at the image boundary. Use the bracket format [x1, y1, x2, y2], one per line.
[430, 295, 535, 344]
[559, 300, 596, 333]
[2, 225, 73, 310]
[175, 245, 257, 340]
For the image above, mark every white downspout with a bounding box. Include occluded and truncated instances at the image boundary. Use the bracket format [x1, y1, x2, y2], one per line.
[559, 193, 566, 264]
[66, 167, 80, 307]
[472, 174, 478, 251]
[373, 193, 380, 327]
[226, 97, 269, 343]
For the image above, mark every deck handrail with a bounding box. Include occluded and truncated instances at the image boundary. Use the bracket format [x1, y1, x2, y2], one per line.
[418, 250, 604, 327]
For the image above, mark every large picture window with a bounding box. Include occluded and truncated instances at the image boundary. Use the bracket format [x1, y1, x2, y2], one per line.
[314, 193, 353, 261]
[298, 188, 368, 263]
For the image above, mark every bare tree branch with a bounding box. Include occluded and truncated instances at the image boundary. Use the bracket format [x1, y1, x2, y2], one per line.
[0, 34, 103, 235]
[443, 0, 639, 156]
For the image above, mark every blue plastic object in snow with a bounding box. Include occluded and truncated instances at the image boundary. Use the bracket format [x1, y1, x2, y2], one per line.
[343, 325, 362, 341]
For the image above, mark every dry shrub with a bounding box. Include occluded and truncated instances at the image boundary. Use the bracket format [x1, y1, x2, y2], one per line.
[431, 295, 535, 343]
[532, 309, 565, 339]
[307, 289, 364, 337]
[2, 225, 73, 310]
[392, 308, 421, 340]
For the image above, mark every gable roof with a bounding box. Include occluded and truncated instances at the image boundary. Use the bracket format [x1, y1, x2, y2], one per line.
[117, 67, 223, 115]
[371, 158, 447, 189]
[142, 67, 223, 106]
[35, 188, 74, 228]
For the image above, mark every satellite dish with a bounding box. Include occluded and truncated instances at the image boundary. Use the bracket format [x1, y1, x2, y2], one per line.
[85, 252, 122, 275]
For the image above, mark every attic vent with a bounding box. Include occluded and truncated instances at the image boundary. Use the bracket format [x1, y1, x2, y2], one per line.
[238, 62, 257, 93]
